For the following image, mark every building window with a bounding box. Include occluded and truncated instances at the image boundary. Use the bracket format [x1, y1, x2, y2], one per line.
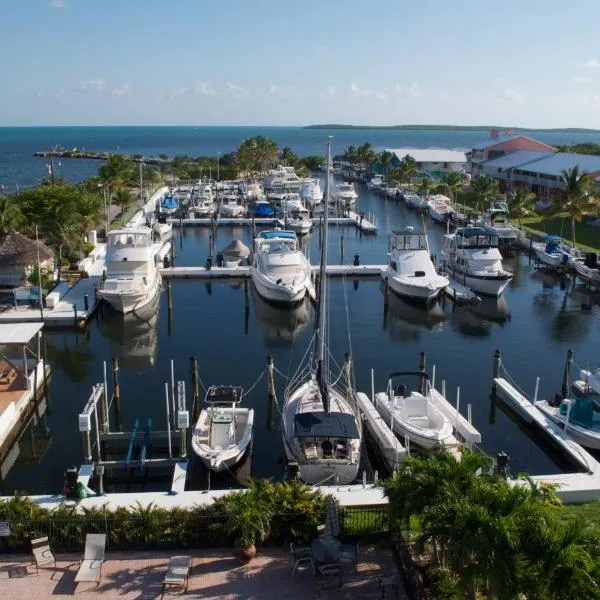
[443, 162, 448, 169]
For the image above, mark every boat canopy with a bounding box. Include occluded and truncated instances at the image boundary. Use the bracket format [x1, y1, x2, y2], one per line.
[454, 227, 498, 248]
[161, 196, 178, 209]
[457, 227, 489, 238]
[294, 412, 360, 439]
[544, 239, 562, 253]
[260, 231, 297, 240]
[560, 396, 594, 428]
[543, 235, 562, 241]
[205, 385, 243, 404]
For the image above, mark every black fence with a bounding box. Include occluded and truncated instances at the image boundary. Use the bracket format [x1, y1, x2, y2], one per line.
[0, 506, 390, 554]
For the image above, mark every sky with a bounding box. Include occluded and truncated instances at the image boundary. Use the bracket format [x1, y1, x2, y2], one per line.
[2, 0, 600, 128]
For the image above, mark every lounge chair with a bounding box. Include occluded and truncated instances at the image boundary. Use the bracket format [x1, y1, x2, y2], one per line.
[74, 533, 106, 586]
[289, 542, 315, 575]
[162, 555, 192, 595]
[31, 536, 56, 575]
[339, 541, 359, 573]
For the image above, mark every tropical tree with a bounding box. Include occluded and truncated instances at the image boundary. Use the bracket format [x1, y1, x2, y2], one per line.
[471, 174, 500, 214]
[356, 142, 376, 173]
[98, 155, 133, 199]
[509, 186, 537, 229]
[439, 171, 464, 202]
[377, 150, 395, 179]
[552, 165, 597, 248]
[418, 176, 433, 195]
[392, 154, 418, 185]
[280, 146, 298, 166]
[0, 195, 23, 235]
[235, 136, 279, 175]
[113, 187, 135, 223]
[342, 144, 359, 167]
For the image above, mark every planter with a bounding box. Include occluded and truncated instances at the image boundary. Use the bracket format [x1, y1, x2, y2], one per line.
[234, 543, 256, 564]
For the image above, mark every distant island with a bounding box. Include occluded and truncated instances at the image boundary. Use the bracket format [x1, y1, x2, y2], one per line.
[303, 124, 600, 133]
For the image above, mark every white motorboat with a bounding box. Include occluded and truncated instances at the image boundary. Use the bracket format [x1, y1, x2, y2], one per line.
[573, 252, 600, 284]
[532, 235, 583, 269]
[191, 385, 254, 472]
[580, 368, 600, 397]
[159, 193, 178, 215]
[405, 193, 429, 210]
[189, 182, 216, 217]
[300, 179, 323, 207]
[442, 226, 512, 297]
[98, 227, 162, 314]
[366, 175, 384, 191]
[264, 165, 303, 190]
[374, 372, 453, 449]
[218, 193, 246, 217]
[151, 215, 173, 244]
[334, 182, 358, 207]
[427, 195, 455, 224]
[243, 181, 266, 202]
[251, 230, 312, 304]
[282, 140, 362, 486]
[382, 227, 449, 303]
[477, 200, 519, 241]
[277, 205, 313, 235]
[536, 396, 600, 450]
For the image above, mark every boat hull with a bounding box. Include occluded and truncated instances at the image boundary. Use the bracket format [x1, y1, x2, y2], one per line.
[385, 272, 446, 303]
[251, 271, 308, 304]
[98, 277, 161, 314]
[536, 402, 600, 450]
[447, 269, 511, 297]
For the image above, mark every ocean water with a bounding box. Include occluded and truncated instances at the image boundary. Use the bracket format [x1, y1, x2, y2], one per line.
[3, 126, 600, 191]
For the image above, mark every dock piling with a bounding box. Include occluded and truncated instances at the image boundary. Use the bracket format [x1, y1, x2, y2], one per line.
[84, 294, 89, 312]
[100, 361, 109, 433]
[244, 279, 250, 335]
[165, 382, 172, 458]
[111, 357, 122, 431]
[267, 355, 276, 405]
[418, 351, 426, 394]
[73, 303, 77, 326]
[561, 349, 573, 398]
[170, 240, 176, 267]
[492, 349, 501, 393]
[340, 235, 344, 265]
[190, 356, 200, 422]
[167, 281, 173, 336]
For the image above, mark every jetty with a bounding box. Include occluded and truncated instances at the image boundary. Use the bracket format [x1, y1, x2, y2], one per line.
[33, 149, 168, 166]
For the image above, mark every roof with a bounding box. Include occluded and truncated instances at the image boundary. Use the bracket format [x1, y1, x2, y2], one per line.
[0, 233, 54, 266]
[516, 152, 600, 177]
[294, 412, 360, 439]
[0, 322, 44, 345]
[387, 147, 467, 164]
[472, 133, 555, 151]
[482, 151, 552, 170]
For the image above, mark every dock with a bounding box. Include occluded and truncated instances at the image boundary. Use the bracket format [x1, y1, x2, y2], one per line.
[160, 264, 387, 279]
[356, 392, 406, 473]
[429, 388, 481, 444]
[443, 278, 480, 304]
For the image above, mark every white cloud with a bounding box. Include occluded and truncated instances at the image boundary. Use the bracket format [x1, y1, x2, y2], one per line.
[584, 59, 600, 68]
[268, 83, 294, 98]
[318, 86, 336, 99]
[111, 82, 130, 96]
[49, 0, 65, 8]
[226, 83, 249, 98]
[394, 84, 404, 93]
[79, 79, 105, 92]
[409, 82, 422, 97]
[350, 83, 388, 102]
[194, 82, 216, 96]
[572, 76, 592, 84]
[502, 87, 523, 100]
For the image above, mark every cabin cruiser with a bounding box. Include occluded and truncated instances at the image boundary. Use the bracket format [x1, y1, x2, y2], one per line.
[573, 252, 600, 284]
[159, 193, 178, 215]
[189, 182, 215, 217]
[251, 230, 312, 304]
[442, 226, 512, 297]
[382, 227, 449, 303]
[218, 193, 246, 217]
[374, 372, 453, 449]
[97, 227, 161, 314]
[263, 165, 303, 190]
[477, 200, 519, 241]
[366, 175, 384, 191]
[150, 214, 173, 244]
[277, 205, 312, 235]
[243, 181, 266, 203]
[282, 141, 362, 485]
[405, 193, 429, 210]
[334, 182, 358, 207]
[300, 179, 323, 207]
[427, 195, 455, 223]
[191, 386, 254, 471]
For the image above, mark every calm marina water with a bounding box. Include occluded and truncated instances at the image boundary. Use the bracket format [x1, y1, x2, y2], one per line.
[3, 181, 599, 495]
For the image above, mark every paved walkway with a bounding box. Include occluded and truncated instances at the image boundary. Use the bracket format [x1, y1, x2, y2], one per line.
[0, 546, 405, 599]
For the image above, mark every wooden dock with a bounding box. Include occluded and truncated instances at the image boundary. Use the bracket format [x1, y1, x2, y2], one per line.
[160, 264, 386, 279]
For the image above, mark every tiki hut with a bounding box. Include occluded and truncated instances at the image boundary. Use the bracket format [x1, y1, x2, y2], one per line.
[0, 233, 55, 287]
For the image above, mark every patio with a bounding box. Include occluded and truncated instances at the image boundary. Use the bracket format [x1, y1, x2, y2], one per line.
[0, 545, 406, 599]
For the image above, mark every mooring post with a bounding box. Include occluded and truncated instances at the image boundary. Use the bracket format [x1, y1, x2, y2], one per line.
[561, 348, 573, 398]
[340, 235, 344, 265]
[191, 355, 200, 422]
[492, 349, 501, 394]
[73, 303, 77, 326]
[418, 351, 426, 394]
[84, 294, 89, 312]
[267, 355, 276, 404]
[167, 280, 173, 336]
[244, 279, 250, 335]
[319, 217, 323, 249]
[100, 361, 109, 433]
[112, 357, 122, 432]
[170, 240, 176, 267]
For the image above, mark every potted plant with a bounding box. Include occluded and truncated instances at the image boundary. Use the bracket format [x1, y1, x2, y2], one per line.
[220, 488, 272, 563]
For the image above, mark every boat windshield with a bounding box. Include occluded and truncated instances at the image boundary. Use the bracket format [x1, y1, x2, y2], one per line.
[456, 229, 498, 249]
[109, 232, 151, 248]
[391, 232, 427, 251]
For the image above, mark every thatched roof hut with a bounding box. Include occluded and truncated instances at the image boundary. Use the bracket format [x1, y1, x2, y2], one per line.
[0, 233, 54, 266]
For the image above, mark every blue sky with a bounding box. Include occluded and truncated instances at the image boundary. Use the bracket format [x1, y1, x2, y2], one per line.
[2, 0, 600, 127]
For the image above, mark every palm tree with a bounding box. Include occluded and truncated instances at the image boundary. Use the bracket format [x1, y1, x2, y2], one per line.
[343, 144, 359, 167]
[418, 176, 432, 195]
[377, 150, 395, 180]
[280, 146, 298, 166]
[439, 171, 464, 202]
[471, 175, 499, 214]
[392, 154, 418, 185]
[112, 187, 134, 224]
[509, 186, 536, 229]
[552, 165, 597, 248]
[0, 195, 22, 235]
[357, 142, 376, 173]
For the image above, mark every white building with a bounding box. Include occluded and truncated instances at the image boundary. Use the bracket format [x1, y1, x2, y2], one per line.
[387, 147, 467, 179]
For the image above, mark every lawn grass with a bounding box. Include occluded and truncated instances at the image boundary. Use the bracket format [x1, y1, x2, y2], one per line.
[549, 500, 600, 533]
[520, 214, 600, 252]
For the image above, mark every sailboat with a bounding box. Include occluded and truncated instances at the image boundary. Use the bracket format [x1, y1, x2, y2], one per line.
[281, 139, 362, 486]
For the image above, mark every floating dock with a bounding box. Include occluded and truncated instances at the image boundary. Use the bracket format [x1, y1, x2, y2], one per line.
[356, 392, 406, 473]
[160, 264, 386, 279]
[429, 388, 481, 444]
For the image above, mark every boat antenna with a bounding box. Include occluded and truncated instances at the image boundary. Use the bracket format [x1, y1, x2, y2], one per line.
[314, 137, 332, 412]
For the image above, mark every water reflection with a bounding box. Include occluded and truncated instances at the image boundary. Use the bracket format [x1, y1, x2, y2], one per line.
[381, 283, 445, 340]
[251, 287, 312, 345]
[449, 296, 511, 337]
[98, 295, 159, 369]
